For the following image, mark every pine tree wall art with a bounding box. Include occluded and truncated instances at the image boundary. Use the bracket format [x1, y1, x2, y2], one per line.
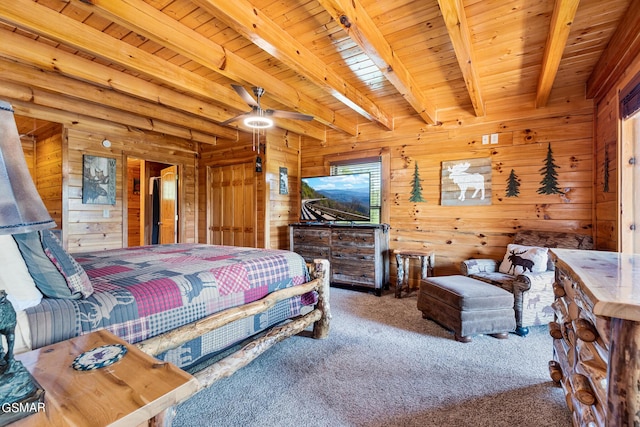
[537, 143, 563, 195]
[409, 162, 426, 202]
[505, 169, 520, 197]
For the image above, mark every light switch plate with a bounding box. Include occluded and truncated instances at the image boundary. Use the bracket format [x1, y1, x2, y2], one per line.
[482, 135, 489, 145]
[490, 133, 499, 144]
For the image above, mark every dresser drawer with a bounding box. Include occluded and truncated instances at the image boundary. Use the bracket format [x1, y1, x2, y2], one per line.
[294, 245, 330, 263]
[292, 229, 331, 246]
[331, 229, 375, 247]
[332, 262, 375, 286]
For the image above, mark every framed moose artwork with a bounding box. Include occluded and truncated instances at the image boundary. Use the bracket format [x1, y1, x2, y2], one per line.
[441, 158, 492, 206]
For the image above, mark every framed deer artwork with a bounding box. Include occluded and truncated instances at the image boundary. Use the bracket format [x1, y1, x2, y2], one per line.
[82, 155, 116, 205]
[441, 158, 492, 206]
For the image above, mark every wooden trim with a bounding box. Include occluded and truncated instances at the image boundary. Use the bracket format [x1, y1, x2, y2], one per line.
[586, 1, 640, 101]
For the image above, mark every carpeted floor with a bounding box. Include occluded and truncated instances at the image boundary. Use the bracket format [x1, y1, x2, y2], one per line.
[173, 287, 572, 427]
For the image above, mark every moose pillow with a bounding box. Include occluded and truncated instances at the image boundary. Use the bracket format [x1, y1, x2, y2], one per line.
[498, 244, 549, 275]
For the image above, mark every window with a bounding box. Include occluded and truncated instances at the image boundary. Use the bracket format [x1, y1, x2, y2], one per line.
[330, 157, 382, 224]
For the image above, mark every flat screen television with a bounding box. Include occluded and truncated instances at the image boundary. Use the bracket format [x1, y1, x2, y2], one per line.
[300, 173, 371, 222]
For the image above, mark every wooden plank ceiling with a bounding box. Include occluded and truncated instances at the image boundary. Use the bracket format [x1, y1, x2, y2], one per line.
[0, 0, 633, 142]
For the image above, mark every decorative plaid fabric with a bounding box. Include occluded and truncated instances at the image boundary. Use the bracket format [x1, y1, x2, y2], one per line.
[13, 230, 94, 299]
[24, 244, 312, 350]
[42, 230, 94, 298]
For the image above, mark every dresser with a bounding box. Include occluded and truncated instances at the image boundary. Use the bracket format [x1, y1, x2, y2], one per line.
[548, 249, 640, 427]
[289, 223, 389, 295]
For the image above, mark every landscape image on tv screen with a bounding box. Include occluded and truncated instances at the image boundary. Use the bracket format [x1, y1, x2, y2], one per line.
[301, 173, 370, 222]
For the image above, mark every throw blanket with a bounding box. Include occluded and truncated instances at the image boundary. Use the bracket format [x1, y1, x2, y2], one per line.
[25, 244, 314, 353]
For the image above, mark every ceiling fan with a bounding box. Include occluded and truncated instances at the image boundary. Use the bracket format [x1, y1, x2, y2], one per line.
[221, 84, 314, 128]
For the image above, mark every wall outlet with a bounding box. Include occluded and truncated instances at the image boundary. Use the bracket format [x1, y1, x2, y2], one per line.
[490, 133, 499, 144]
[482, 135, 489, 145]
[103, 209, 110, 218]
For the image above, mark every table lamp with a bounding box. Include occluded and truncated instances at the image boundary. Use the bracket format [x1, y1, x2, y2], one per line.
[0, 99, 53, 425]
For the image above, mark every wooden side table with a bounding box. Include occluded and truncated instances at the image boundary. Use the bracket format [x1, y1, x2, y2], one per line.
[13, 329, 199, 427]
[393, 248, 435, 298]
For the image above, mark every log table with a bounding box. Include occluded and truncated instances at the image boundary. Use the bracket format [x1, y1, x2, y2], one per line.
[13, 329, 199, 427]
[548, 249, 640, 427]
[393, 248, 435, 298]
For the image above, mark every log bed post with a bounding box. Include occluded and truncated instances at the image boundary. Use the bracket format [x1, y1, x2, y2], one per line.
[312, 258, 331, 339]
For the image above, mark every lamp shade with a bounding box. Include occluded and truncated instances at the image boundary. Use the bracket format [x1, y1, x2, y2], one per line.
[0, 100, 55, 235]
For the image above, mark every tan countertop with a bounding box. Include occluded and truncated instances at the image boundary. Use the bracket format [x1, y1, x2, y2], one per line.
[550, 248, 640, 322]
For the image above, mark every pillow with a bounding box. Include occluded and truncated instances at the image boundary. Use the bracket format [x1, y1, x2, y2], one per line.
[498, 244, 549, 275]
[13, 231, 80, 299]
[13, 230, 93, 299]
[0, 235, 42, 311]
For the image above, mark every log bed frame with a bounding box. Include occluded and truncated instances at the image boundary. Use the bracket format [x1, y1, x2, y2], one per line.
[134, 259, 331, 420]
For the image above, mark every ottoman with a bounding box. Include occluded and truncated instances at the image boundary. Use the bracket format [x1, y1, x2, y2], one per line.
[417, 275, 516, 342]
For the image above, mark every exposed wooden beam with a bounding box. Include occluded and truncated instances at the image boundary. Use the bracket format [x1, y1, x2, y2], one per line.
[71, 0, 355, 136]
[586, 0, 640, 101]
[10, 99, 197, 155]
[191, 0, 395, 130]
[0, 29, 235, 136]
[0, 59, 236, 142]
[0, 80, 222, 144]
[0, 1, 245, 111]
[437, 0, 485, 117]
[0, 0, 327, 141]
[317, 0, 439, 126]
[536, 0, 580, 108]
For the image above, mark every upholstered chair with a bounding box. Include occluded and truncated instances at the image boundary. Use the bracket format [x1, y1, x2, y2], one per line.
[460, 230, 593, 336]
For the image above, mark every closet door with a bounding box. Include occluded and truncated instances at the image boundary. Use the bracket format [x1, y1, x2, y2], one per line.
[208, 162, 256, 247]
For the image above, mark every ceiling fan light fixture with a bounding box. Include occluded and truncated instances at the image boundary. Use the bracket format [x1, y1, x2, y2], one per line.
[243, 115, 273, 129]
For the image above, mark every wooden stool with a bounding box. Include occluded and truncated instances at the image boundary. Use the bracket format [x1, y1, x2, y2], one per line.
[393, 248, 435, 298]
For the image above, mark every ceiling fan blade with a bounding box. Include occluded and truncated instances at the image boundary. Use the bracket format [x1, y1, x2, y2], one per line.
[266, 109, 314, 121]
[231, 84, 258, 108]
[219, 111, 250, 126]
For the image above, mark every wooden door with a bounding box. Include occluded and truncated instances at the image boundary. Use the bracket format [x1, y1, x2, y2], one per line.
[208, 162, 256, 247]
[160, 165, 177, 244]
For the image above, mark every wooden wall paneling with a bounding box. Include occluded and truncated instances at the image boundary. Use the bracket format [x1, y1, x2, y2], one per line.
[301, 108, 595, 278]
[35, 129, 63, 230]
[265, 129, 301, 250]
[20, 138, 35, 179]
[595, 95, 619, 250]
[593, 52, 640, 252]
[64, 128, 197, 252]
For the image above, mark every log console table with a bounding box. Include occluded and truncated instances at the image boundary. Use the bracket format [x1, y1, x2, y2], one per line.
[548, 249, 640, 427]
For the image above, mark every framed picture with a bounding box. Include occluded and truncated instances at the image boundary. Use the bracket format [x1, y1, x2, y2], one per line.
[82, 155, 116, 205]
[279, 167, 289, 195]
[441, 158, 492, 206]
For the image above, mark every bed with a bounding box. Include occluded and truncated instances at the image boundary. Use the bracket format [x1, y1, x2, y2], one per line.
[8, 233, 330, 390]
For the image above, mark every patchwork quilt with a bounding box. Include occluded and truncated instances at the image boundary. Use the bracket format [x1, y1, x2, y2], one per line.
[25, 244, 315, 368]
